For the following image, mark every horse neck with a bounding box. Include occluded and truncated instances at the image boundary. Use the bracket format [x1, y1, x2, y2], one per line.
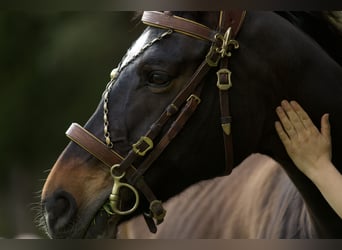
[275, 11, 342, 66]
[234, 11, 342, 237]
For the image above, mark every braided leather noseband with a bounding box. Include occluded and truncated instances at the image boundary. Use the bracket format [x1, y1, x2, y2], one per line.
[66, 11, 246, 234]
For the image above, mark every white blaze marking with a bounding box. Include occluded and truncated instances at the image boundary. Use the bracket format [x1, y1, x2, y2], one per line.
[120, 29, 151, 69]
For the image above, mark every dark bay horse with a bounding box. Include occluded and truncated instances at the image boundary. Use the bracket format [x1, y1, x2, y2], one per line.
[39, 11, 342, 238]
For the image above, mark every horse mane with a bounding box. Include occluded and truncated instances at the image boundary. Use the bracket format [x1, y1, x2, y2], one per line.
[275, 11, 342, 66]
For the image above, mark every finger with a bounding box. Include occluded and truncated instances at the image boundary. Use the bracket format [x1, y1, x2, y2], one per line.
[276, 105, 297, 138]
[275, 121, 291, 146]
[290, 100, 314, 130]
[321, 113, 331, 141]
[281, 100, 305, 134]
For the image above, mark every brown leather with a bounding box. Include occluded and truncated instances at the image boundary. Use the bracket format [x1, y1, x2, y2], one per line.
[223, 10, 247, 38]
[218, 58, 234, 174]
[142, 11, 217, 42]
[132, 86, 204, 181]
[141, 10, 247, 175]
[215, 11, 246, 174]
[66, 123, 124, 167]
[142, 11, 246, 43]
[117, 60, 211, 176]
[66, 11, 245, 179]
[66, 123, 166, 227]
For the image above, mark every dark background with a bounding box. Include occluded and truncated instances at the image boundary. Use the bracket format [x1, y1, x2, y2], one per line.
[0, 11, 143, 238]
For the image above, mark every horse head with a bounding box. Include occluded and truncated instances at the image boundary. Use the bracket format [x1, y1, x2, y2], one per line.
[40, 11, 243, 238]
[40, 11, 342, 238]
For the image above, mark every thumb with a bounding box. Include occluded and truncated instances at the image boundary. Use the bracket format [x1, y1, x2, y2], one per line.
[321, 113, 331, 141]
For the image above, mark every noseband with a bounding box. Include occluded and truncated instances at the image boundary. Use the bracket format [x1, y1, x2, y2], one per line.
[66, 11, 246, 234]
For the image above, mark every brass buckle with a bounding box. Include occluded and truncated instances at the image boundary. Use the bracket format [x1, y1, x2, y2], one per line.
[216, 68, 232, 90]
[103, 164, 140, 216]
[132, 136, 154, 156]
[205, 27, 239, 67]
[187, 94, 201, 104]
[206, 45, 221, 67]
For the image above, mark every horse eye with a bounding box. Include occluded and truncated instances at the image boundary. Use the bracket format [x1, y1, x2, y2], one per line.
[148, 72, 171, 86]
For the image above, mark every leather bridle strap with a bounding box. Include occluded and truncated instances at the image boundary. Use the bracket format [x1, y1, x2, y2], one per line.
[142, 11, 246, 43]
[66, 123, 123, 167]
[221, 10, 246, 39]
[116, 60, 212, 176]
[65, 123, 164, 232]
[216, 11, 246, 174]
[65, 59, 213, 231]
[142, 11, 217, 42]
[130, 85, 204, 182]
[141, 11, 246, 174]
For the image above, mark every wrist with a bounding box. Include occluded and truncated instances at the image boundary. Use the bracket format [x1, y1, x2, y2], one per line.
[306, 160, 337, 185]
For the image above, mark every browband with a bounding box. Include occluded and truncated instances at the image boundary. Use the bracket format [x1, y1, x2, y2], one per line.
[142, 11, 217, 42]
[142, 11, 246, 42]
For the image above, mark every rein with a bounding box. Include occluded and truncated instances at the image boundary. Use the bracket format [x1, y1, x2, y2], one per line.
[65, 10, 246, 234]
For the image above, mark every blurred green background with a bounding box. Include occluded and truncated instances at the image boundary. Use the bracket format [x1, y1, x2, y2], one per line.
[0, 11, 143, 238]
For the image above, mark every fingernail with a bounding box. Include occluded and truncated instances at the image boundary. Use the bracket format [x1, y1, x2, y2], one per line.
[281, 100, 288, 106]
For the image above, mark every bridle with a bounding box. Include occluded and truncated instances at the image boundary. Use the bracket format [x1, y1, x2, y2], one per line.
[65, 11, 246, 234]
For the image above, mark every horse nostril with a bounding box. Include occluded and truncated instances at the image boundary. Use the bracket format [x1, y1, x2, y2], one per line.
[44, 190, 77, 235]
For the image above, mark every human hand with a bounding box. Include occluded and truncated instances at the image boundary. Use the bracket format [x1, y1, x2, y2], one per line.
[275, 100, 332, 179]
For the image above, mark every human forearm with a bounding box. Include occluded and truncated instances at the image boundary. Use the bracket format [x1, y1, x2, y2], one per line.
[275, 100, 342, 219]
[307, 161, 342, 219]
